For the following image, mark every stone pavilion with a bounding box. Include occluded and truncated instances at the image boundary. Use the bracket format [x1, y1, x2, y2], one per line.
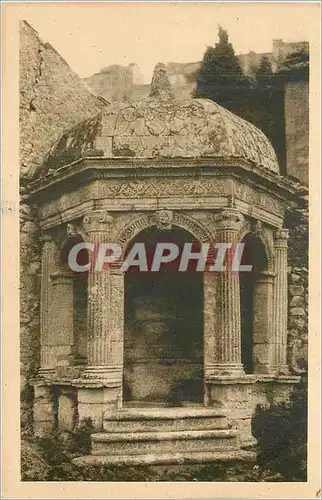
[27, 63, 303, 465]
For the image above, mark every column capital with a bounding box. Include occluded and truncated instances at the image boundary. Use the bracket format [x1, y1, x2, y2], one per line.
[215, 209, 244, 231]
[275, 228, 289, 247]
[83, 210, 113, 234]
[39, 232, 54, 245]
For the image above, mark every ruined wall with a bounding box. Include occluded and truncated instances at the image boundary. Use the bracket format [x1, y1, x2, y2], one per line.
[20, 20, 105, 431]
[83, 65, 134, 104]
[20, 21, 104, 179]
[284, 81, 309, 185]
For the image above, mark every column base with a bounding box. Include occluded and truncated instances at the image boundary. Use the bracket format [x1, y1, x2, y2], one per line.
[81, 365, 123, 385]
[269, 364, 290, 376]
[37, 368, 56, 381]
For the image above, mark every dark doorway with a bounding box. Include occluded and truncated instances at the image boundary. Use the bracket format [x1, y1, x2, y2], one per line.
[239, 233, 268, 374]
[123, 226, 204, 406]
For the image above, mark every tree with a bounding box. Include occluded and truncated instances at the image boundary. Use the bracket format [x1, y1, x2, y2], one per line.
[194, 26, 250, 108]
[255, 55, 274, 85]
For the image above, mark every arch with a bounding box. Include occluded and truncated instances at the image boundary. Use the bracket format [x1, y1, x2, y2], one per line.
[123, 223, 204, 405]
[237, 222, 275, 273]
[115, 212, 214, 252]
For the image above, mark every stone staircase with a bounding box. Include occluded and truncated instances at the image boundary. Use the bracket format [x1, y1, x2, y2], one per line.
[73, 407, 256, 466]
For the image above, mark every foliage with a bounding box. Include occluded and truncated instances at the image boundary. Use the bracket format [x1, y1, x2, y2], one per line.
[193, 28, 309, 172]
[21, 440, 50, 481]
[252, 376, 308, 481]
[255, 56, 274, 85]
[194, 26, 251, 108]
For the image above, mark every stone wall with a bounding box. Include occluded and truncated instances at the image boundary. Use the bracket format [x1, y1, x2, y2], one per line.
[285, 206, 309, 373]
[20, 200, 41, 431]
[20, 21, 104, 179]
[284, 81, 309, 185]
[20, 20, 105, 431]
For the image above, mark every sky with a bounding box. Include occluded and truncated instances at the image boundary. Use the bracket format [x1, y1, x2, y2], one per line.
[18, 2, 315, 82]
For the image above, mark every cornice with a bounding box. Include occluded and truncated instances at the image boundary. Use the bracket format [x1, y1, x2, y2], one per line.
[26, 155, 307, 203]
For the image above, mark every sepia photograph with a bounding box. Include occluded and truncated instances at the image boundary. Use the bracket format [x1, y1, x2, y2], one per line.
[1, 1, 321, 497]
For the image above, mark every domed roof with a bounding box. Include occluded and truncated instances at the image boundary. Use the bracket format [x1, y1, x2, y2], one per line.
[40, 63, 279, 175]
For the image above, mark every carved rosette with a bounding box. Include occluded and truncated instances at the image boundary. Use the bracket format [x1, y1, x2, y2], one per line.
[153, 209, 173, 230]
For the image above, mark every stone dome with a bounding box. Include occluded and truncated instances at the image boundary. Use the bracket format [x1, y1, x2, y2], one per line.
[40, 63, 279, 175]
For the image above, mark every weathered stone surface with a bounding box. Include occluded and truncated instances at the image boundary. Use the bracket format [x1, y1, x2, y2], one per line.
[72, 449, 256, 467]
[284, 80, 309, 184]
[20, 21, 104, 179]
[290, 307, 306, 316]
[91, 429, 239, 455]
[285, 207, 308, 374]
[58, 393, 76, 431]
[41, 67, 279, 174]
[103, 408, 228, 433]
[290, 295, 305, 307]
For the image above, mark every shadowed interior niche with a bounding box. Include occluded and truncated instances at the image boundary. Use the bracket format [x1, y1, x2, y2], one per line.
[239, 233, 269, 374]
[61, 234, 89, 363]
[123, 226, 204, 406]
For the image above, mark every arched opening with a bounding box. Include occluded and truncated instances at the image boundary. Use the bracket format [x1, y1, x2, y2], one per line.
[239, 233, 269, 374]
[61, 234, 89, 363]
[123, 226, 204, 406]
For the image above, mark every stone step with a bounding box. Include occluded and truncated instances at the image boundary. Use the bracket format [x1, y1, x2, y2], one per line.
[73, 449, 256, 467]
[91, 429, 239, 456]
[103, 407, 229, 433]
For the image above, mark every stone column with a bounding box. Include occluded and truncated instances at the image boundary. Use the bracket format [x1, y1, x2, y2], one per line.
[272, 228, 289, 374]
[253, 271, 275, 374]
[78, 211, 123, 429]
[39, 233, 59, 378]
[211, 209, 245, 377]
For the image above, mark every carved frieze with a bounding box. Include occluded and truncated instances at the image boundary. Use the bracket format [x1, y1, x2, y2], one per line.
[37, 177, 285, 230]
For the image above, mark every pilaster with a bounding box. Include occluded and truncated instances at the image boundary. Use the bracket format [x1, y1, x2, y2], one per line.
[271, 228, 289, 374]
[39, 233, 59, 378]
[252, 270, 275, 373]
[50, 272, 75, 366]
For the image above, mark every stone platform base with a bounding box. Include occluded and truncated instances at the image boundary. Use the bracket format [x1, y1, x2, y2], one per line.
[72, 449, 256, 467]
[74, 407, 254, 466]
